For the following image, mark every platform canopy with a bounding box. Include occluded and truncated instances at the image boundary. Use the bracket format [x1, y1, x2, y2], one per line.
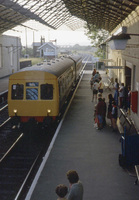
[0, 0, 138, 34]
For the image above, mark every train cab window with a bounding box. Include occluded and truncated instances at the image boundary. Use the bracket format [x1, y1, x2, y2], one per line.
[12, 84, 23, 100]
[26, 88, 38, 100]
[41, 84, 53, 100]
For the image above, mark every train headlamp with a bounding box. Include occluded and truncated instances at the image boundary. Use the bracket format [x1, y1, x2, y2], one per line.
[47, 109, 51, 114]
[13, 109, 17, 116]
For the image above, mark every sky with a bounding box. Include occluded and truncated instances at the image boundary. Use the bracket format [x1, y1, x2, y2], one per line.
[3, 20, 92, 47]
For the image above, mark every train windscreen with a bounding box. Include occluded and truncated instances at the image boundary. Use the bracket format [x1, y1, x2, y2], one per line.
[11, 84, 24, 100]
[26, 82, 39, 100]
[41, 84, 53, 100]
[26, 88, 38, 100]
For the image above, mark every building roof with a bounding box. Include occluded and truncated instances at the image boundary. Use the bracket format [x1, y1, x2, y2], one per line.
[63, 0, 139, 32]
[0, 0, 138, 34]
[38, 42, 57, 50]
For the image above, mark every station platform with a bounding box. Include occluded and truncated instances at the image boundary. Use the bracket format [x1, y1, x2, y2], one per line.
[0, 76, 9, 93]
[25, 70, 139, 200]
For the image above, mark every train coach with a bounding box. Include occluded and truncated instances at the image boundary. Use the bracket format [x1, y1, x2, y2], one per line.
[8, 55, 83, 126]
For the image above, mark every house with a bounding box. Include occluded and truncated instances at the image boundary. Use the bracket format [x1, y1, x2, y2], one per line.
[38, 42, 58, 59]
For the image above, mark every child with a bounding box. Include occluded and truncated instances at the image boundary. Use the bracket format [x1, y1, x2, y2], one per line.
[55, 184, 68, 200]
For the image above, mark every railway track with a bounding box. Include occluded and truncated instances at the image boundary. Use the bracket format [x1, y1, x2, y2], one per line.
[0, 104, 53, 200]
[0, 90, 10, 128]
[0, 129, 50, 200]
[0, 104, 11, 128]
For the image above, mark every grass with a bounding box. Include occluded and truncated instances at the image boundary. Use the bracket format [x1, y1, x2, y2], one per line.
[20, 57, 44, 65]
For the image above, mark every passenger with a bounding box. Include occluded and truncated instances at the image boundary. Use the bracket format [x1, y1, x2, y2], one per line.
[96, 97, 104, 130]
[92, 80, 99, 102]
[94, 104, 97, 121]
[102, 98, 107, 127]
[94, 104, 98, 128]
[98, 77, 104, 94]
[98, 92, 102, 100]
[111, 101, 118, 132]
[66, 170, 83, 200]
[55, 184, 68, 200]
[119, 83, 124, 108]
[114, 78, 119, 106]
[90, 77, 93, 89]
[94, 71, 100, 82]
[107, 94, 114, 126]
[127, 86, 131, 114]
[92, 68, 96, 76]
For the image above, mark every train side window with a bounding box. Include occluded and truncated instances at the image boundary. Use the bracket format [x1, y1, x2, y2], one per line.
[12, 84, 23, 100]
[26, 88, 38, 100]
[41, 84, 53, 100]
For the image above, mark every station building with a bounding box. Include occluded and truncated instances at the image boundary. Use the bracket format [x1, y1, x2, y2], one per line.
[105, 6, 139, 130]
[0, 35, 21, 78]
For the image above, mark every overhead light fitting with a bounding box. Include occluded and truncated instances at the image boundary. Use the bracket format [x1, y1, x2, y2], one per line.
[108, 33, 131, 50]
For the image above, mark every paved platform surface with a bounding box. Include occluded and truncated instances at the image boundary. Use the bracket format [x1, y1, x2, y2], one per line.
[26, 70, 139, 200]
[25, 71, 139, 200]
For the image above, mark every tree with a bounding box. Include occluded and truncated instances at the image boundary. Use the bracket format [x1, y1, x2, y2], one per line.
[21, 47, 33, 57]
[84, 24, 109, 58]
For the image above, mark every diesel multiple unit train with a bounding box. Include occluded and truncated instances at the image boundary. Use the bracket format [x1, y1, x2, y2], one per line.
[8, 55, 83, 126]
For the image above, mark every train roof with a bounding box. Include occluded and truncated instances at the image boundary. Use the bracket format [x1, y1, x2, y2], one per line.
[17, 55, 82, 78]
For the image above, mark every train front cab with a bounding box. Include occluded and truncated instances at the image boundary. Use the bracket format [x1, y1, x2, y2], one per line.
[8, 71, 59, 126]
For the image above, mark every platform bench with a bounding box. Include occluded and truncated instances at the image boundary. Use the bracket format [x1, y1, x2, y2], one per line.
[118, 108, 138, 135]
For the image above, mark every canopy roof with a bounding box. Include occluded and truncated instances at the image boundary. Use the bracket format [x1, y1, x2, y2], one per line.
[0, 0, 138, 34]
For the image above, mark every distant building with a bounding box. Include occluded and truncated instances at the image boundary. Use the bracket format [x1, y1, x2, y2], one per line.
[33, 41, 58, 59]
[33, 42, 43, 57]
[38, 42, 58, 59]
[0, 35, 21, 78]
[32, 36, 45, 57]
[60, 49, 71, 55]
